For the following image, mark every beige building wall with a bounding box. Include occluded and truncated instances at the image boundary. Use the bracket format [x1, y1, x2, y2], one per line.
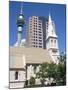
[9, 46, 52, 88]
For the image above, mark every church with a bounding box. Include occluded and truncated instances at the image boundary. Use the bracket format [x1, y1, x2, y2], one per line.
[9, 3, 60, 89]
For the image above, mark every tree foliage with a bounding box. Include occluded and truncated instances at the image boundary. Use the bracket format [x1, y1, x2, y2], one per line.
[36, 53, 66, 86]
[29, 77, 35, 86]
[56, 53, 66, 85]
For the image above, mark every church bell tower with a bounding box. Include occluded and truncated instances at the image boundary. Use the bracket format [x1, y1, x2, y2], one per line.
[46, 13, 59, 64]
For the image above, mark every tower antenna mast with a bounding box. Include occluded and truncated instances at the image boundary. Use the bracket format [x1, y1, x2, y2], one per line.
[20, 2, 24, 14]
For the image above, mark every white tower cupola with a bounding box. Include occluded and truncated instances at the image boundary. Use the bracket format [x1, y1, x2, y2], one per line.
[46, 13, 59, 64]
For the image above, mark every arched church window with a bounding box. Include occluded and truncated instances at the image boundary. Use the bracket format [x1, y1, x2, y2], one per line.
[51, 39, 53, 46]
[54, 40, 56, 43]
[51, 39, 53, 42]
[54, 40, 56, 46]
[15, 71, 18, 80]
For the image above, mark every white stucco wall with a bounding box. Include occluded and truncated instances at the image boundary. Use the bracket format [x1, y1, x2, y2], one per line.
[9, 70, 26, 88]
[10, 71, 26, 82]
[10, 82, 25, 89]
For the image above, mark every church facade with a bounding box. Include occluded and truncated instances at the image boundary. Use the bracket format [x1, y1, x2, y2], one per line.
[9, 47, 52, 88]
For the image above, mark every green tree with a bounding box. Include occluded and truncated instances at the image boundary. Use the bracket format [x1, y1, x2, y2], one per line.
[47, 62, 57, 81]
[29, 77, 35, 86]
[56, 53, 66, 85]
[36, 62, 48, 86]
[36, 53, 66, 86]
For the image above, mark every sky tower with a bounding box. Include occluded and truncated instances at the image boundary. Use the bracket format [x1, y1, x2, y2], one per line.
[17, 3, 25, 46]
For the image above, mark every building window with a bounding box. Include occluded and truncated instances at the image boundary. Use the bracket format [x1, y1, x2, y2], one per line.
[34, 20, 37, 22]
[39, 43, 42, 45]
[34, 39, 35, 41]
[34, 25, 35, 27]
[39, 29, 41, 31]
[54, 40, 56, 43]
[54, 40, 56, 46]
[36, 31, 37, 33]
[39, 26, 41, 28]
[39, 31, 42, 33]
[36, 46, 37, 47]
[39, 24, 41, 25]
[35, 28, 37, 30]
[36, 39, 37, 41]
[36, 34, 37, 35]
[39, 20, 41, 23]
[36, 42, 37, 44]
[51, 40, 53, 43]
[39, 34, 42, 36]
[33, 45, 35, 47]
[39, 46, 42, 48]
[33, 36, 35, 38]
[15, 71, 18, 80]
[39, 37, 42, 39]
[36, 37, 37, 38]
[39, 40, 42, 42]
[33, 42, 35, 44]
[35, 25, 37, 27]
[52, 49, 57, 53]
[51, 39, 53, 46]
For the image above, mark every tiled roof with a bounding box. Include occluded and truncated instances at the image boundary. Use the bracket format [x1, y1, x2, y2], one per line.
[10, 47, 52, 68]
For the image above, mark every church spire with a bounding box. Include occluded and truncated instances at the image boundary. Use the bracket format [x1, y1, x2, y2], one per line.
[46, 12, 59, 64]
[49, 13, 52, 24]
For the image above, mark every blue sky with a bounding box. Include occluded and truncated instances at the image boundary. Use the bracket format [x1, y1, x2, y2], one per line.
[9, 1, 66, 53]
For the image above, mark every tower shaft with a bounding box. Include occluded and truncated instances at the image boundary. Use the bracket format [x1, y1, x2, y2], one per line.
[17, 3, 25, 47]
[18, 27, 22, 46]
